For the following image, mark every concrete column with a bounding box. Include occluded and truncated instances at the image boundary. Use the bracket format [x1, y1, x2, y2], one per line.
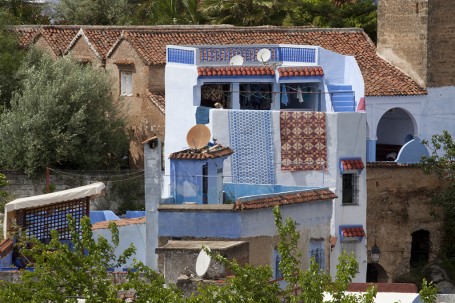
[232, 83, 240, 109]
[143, 137, 162, 270]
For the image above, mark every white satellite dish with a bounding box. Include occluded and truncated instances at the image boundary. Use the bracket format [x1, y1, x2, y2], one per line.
[186, 124, 211, 149]
[195, 247, 211, 277]
[229, 55, 244, 66]
[257, 48, 271, 63]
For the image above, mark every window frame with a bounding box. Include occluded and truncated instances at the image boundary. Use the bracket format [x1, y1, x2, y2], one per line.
[309, 238, 325, 270]
[342, 172, 359, 206]
[120, 70, 133, 97]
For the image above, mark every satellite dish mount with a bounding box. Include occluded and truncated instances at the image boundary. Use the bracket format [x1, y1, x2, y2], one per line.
[257, 48, 271, 64]
[229, 55, 244, 66]
[186, 124, 211, 150]
[195, 247, 211, 277]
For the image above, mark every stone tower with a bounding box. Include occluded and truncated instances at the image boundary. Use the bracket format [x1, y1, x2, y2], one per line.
[377, 0, 455, 88]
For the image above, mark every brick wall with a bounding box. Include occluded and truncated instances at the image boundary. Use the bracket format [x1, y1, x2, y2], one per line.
[367, 165, 444, 281]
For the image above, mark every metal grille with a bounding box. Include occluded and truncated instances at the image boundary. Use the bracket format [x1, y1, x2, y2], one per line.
[16, 198, 89, 241]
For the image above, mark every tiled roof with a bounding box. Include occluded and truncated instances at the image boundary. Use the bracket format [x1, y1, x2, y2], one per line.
[234, 188, 337, 210]
[83, 28, 122, 59]
[16, 26, 426, 96]
[0, 238, 13, 258]
[91, 217, 146, 230]
[197, 66, 275, 77]
[169, 146, 234, 160]
[278, 66, 324, 78]
[15, 27, 40, 48]
[39, 26, 80, 55]
[340, 225, 365, 238]
[340, 158, 364, 171]
[366, 162, 420, 168]
[147, 92, 165, 113]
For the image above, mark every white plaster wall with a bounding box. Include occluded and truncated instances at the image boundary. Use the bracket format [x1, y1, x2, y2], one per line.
[421, 87, 455, 140]
[164, 64, 199, 196]
[240, 201, 332, 238]
[93, 223, 146, 269]
[366, 95, 424, 141]
[319, 48, 346, 84]
[344, 56, 365, 107]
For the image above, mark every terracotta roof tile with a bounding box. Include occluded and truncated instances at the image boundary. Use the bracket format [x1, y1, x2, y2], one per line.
[15, 27, 40, 48]
[340, 225, 365, 237]
[83, 28, 122, 59]
[340, 158, 364, 171]
[40, 26, 80, 55]
[197, 66, 275, 77]
[278, 66, 324, 78]
[91, 217, 146, 230]
[169, 146, 234, 160]
[16, 26, 426, 96]
[234, 188, 337, 210]
[366, 162, 420, 168]
[147, 92, 165, 113]
[0, 238, 13, 258]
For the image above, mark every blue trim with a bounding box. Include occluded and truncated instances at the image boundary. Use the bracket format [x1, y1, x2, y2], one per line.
[279, 47, 316, 63]
[167, 48, 195, 65]
[339, 224, 364, 242]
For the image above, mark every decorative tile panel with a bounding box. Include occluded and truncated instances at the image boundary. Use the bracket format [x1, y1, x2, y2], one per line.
[167, 48, 195, 64]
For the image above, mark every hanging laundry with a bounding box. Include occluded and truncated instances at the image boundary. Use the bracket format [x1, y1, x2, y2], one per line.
[297, 85, 304, 103]
[281, 84, 289, 106]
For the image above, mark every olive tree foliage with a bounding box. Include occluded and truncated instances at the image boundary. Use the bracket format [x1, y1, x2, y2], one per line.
[421, 130, 455, 278]
[0, 50, 129, 175]
[0, 207, 376, 302]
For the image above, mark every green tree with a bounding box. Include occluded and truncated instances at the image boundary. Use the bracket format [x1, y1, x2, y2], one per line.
[0, 172, 9, 213]
[52, 0, 133, 25]
[0, 0, 50, 24]
[0, 50, 129, 175]
[0, 9, 26, 110]
[421, 130, 455, 279]
[133, 0, 205, 25]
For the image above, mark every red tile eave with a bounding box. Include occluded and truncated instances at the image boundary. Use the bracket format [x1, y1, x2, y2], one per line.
[197, 66, 275, 77]
[278, 66, 324, 77]
[341, 159, 364, 170]
[234, 189, 337, 211]
[341, 226, 365, 237]
[169, 147, 234, 160]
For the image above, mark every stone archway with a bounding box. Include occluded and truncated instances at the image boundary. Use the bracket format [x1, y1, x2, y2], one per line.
[367, 263, 388, 283]
[376, 108, 417, 161]
[411, 230, 430, 269]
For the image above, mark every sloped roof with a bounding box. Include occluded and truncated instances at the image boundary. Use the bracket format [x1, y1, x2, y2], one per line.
[16, 25, 426, 97]
[234, 188, 336, 210]
[15, 26, 40, 48]
[169, 146, 234, 160]
[278, 66, 324, 78]
[147, 92, 165, 113]
[66, 28, 123, 59]
[38, 26, 80, 55]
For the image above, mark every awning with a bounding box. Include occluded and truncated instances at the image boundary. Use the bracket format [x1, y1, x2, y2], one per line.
[5, 182, 105, 213]
[3, 182, 105, 239]
[339, 158, 364, 174]
[339, 225, 365, 242]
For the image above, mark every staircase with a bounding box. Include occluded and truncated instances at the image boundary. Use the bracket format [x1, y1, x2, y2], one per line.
[327, 84, 356, 112]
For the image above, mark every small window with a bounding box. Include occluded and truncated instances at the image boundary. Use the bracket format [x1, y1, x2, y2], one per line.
[341, 241, 358, 259]
[239, 83, 272, 110]
[342, 173, 359, 205]
[273, 248, 283, 279]
[309, 239, 325, 270]
[120, 71, 133, 96]
[280, 83, 321, 111]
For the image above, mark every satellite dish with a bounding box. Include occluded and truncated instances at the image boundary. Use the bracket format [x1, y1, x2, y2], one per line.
[195, 247, 211, 277]
[186, 124, 211, 149]
[229, 55, 244, 66]
[257, 48, 271, 63]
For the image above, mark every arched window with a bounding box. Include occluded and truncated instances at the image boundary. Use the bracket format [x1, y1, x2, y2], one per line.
[410, 230, 430, 268]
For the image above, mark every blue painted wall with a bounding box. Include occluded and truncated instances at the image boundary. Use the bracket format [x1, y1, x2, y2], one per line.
[223, 183, 317, 202]
[396, 139, 430, 164]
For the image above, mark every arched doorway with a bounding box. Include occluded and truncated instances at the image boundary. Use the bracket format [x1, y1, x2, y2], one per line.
[410, 230, 430, 269]
[376, 108, 416, 161]
[367, 263, 388, 283]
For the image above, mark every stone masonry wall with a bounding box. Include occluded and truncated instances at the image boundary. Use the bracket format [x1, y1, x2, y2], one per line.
[367, 165, 445, 281]
[1, 170, 145, 212]
[427, 0, 455, 87]
[377, 0, 428, 87]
